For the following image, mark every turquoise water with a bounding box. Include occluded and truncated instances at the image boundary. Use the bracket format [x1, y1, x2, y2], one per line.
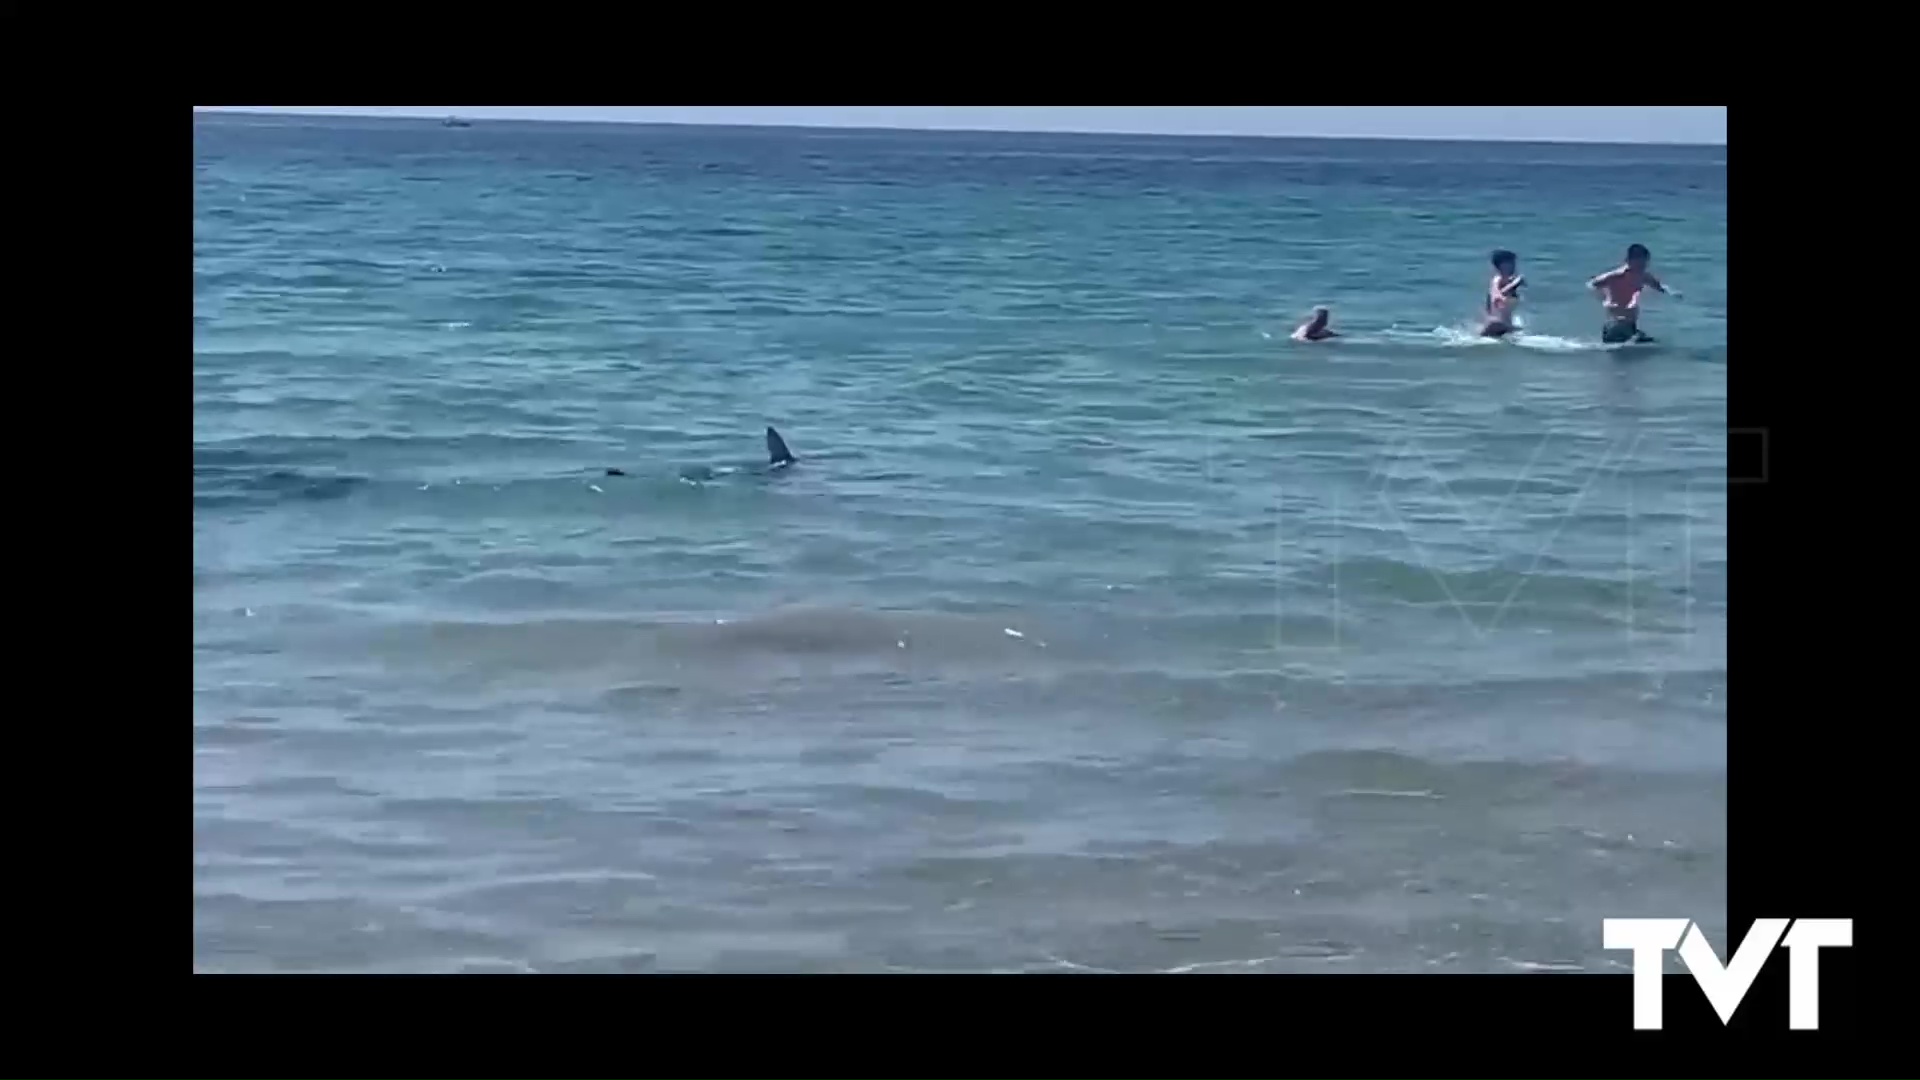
[193, 114, 1727, 973]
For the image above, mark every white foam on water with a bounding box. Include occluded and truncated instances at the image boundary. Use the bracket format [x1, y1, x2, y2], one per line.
[1508, 332, 1596, 353]
[1369, 324, 1601, 353]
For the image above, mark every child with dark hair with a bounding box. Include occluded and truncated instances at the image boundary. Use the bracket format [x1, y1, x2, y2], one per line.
[1589, 243, 1681, 344]
[1481, 249, 1524, 338]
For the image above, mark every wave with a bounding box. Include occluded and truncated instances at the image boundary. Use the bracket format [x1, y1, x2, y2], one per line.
[194, 447, 369, 510]
[1265, 323, 1715, 360]
[346, 598, 1717, 694]
[1402, 325, 1595, 353]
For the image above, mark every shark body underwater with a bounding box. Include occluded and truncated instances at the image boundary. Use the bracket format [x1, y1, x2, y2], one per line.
[603, 426, 797, 482]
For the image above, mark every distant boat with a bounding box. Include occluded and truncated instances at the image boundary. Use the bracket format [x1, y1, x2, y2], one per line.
[442, 116, 472, 128]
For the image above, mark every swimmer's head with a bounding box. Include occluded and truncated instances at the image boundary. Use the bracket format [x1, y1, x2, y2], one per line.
[1309, 305, 1330, 328]
[1490, 249, 1518, 274]
[1625, 243, 1651, 270]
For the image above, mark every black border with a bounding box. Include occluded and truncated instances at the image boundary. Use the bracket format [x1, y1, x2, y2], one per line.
[149, 97, 1881, 1072]
[1718, 106, 1883, 1055]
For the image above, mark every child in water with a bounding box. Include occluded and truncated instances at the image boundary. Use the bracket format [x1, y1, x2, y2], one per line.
[1292, 306, 1338, 342]
[1481, 249, 1524, 338]
[1588, 243, 1681, 343]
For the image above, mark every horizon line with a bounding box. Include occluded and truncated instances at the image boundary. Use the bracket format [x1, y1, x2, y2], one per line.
[194, 108, 1730, 149]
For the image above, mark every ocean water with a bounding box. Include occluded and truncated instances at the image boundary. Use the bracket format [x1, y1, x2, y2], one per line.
[192, 114, 1728, 974]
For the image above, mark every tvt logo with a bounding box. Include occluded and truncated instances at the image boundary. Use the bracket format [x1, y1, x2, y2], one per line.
[1603, 918, 1853, 1030]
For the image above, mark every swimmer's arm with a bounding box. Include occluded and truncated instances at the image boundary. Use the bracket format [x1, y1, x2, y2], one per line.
[1646, 272, 1683, 299]
[1496, 274, 1526, 296]
[1587, 267, 1624, 290]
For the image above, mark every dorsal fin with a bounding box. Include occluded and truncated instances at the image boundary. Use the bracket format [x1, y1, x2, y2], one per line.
[766, 426, 795, 467]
